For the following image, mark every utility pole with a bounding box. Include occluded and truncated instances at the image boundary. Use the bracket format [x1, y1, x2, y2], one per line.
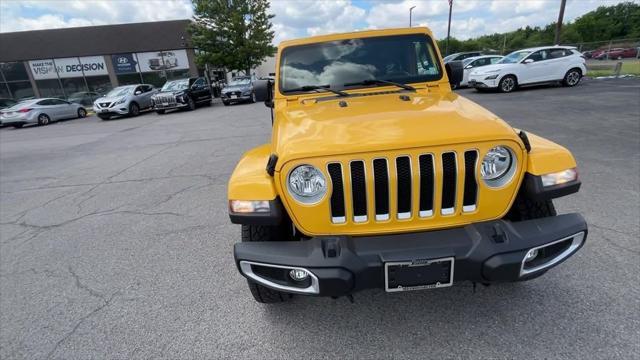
[445, 0, 453, 56]
[554, 0, 567, 45]
[409, 6, 416, 27]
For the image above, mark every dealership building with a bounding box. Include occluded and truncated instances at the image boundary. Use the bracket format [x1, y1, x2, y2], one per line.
[0, 20, 205, 100]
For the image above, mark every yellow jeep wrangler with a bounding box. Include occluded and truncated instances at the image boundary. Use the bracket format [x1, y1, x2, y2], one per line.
[228, 27, 587, 303]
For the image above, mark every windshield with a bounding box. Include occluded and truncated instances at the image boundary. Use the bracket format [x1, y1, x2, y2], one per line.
[443, 53, 459, 62]
[463, 58, 477, 66]
[279, 34, 442, 93]
[499, 51, 531, 64]
[106, 86, 134, 98]
[162, 79, 189, 91]
[229, 78, 251, 86]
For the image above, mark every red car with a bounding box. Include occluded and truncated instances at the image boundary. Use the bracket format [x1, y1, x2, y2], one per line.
[596, 47, 638, 60]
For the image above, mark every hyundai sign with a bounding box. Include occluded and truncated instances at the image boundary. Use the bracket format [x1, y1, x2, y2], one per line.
[111, 53, 139, 74]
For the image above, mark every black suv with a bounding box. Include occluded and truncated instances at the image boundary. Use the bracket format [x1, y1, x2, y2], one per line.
[151, 77, 212, 114]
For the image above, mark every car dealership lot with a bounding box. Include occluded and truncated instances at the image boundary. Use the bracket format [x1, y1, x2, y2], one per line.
[1, 79, 639, 359]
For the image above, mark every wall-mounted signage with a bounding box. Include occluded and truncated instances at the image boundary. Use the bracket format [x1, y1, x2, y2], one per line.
[136, 50, 189, 72]
[111, 53, 139, 74]
[29, 56, 108, 80]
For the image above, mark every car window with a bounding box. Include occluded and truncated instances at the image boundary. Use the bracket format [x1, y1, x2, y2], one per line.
[50, 99, 68, 105]
[193, 78, 205, 87]
[549, 49, 569, 59]
[37, 99, 51, 106]
[142, 85, 153, 92]
[526, 50, 550, 62]
[490, 57, 502, 64]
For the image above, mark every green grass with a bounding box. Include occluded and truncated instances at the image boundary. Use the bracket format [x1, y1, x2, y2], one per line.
[587, 61, 640, 77]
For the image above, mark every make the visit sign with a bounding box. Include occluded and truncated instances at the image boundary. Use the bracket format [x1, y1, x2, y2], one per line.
[29, 56, 108, 80]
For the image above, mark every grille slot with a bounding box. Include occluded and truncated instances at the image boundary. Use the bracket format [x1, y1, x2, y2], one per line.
[396, 156, 412, 219]
[418, 154, 435, 217]
[372, 159, 390, 221]
[441, 152, 457, 215]
[327, 163, 345, 223]
[350, 161, 367, 222]
[463, 151, 478, 212]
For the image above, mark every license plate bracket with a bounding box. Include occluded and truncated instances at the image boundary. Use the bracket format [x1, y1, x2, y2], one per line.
[385, 257, 454, 292]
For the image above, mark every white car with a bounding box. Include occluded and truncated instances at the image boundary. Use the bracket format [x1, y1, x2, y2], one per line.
[461, 55, 504, 87]
[467, 46, 587, 93]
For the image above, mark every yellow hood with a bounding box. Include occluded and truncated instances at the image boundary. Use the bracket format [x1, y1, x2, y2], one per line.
[272, 90, 523, 170]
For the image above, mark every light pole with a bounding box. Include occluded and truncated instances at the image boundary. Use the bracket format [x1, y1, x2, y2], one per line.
[409, 6, 416, 27]
[445, 0, 453, 56]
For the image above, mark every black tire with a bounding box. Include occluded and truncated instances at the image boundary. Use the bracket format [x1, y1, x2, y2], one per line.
[222, 101, 230, 106]
[77, 108, 87, 118]
[128, 102, 140, 117]
[242, 224, 292, 303]
[98, 114, 110, 120]
[187, 97, 196, 111]
[156, 109, 165, 115]
[12, 124, 23, 128]
[506, 191, 557, 222]
[37, 113, 51, 126]
[498, 75, 517, 93]
[205, 99, 212, 106]
[562, 68, 582, 87]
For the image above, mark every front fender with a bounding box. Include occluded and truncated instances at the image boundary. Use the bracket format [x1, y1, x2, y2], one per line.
[228, 144, 278, 201]
[525, 132, 577, 175]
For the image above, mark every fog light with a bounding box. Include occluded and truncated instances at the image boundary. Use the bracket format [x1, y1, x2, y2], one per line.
[524, 248, 539, 262]
[289, 269, 309, 281]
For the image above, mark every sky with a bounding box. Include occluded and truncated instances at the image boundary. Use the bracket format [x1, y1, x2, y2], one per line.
[0, 0, 636, 43]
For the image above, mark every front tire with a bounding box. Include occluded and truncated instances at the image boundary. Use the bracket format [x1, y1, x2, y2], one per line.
[242, 224, 292, 303]
[563, 68, 582, 87]
[77, 108, 87, 118]
[187, 97, 196, 111]
[498, 75, 517, 93]
[128, 102, 140, 117]
[156, 109, 165, 115]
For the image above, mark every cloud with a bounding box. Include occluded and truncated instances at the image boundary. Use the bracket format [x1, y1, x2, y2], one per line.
[0, 0, 635, 44]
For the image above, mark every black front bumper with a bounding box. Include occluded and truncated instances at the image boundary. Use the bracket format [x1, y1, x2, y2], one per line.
[234, 214, 587, 297]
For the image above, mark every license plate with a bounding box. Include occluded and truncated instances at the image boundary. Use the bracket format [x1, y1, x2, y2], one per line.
[230, 95, 237, 99]
[162, 102, 169, 107]
[385, 257, 454, 292]
[101, 109, 108, 113]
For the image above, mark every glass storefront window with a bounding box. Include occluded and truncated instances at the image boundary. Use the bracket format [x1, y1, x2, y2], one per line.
[61, 77, 88, 99]
[0, 84, 11, 99]
[0, 62, 29, 81]
[86, 75, 112, 95]
[141, 72, 166, 88]
[166, 69, 191, 81]
[117, 73, 143, 86]
[36, 79, 64, 98]
[7, 81, 35, 100]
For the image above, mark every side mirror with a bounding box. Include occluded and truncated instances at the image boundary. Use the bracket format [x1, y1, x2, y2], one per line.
[464, 64, 473, 69]
[524, 58, 534, 64]
[134, 91, 142, 95]
[445, 60, 464, 87]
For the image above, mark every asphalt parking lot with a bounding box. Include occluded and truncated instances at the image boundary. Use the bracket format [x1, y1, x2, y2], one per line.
[1, 78, 639, 359]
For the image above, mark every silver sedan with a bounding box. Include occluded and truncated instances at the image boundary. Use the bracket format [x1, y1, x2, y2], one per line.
[0, 98, 87, 128]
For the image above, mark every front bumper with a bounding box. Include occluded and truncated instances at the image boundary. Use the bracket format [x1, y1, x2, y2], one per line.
[222, 93, 252, 102]
[93, 104, 129, 115]
[234, 213, 587, 297]
[468, 78, 499, 88]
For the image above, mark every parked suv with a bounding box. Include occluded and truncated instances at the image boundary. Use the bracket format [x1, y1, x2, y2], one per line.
[467, 46, 587, 92]
[221, 76, 257, 105]
[93, 84, 157, 120]
[151, 77, 212, 114]
[228, 28, 587, 303]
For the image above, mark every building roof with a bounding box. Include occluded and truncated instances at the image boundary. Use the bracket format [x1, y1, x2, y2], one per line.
[0, 20, 193, 62]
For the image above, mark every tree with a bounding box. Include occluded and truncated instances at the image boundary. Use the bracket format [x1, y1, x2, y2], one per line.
[190, 0, 276, 75]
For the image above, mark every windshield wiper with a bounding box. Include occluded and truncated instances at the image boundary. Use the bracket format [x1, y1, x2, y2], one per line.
[344, 79, 416, 92]
[288, 85, 349, 97]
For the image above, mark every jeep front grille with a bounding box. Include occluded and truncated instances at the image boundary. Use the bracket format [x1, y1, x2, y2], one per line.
[155, 94, 177, 105]
[328, 151, 479, 223]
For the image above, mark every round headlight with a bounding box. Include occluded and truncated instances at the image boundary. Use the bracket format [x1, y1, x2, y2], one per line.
[287, 165, 327, 204]
[481, 146, 516, 187]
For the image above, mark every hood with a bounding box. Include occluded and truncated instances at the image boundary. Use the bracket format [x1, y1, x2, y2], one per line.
[470, 63, 513, 75]
[96, 96, 127, 104]
[154, 90, 185, 96]
[272, 91, 522, 169]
